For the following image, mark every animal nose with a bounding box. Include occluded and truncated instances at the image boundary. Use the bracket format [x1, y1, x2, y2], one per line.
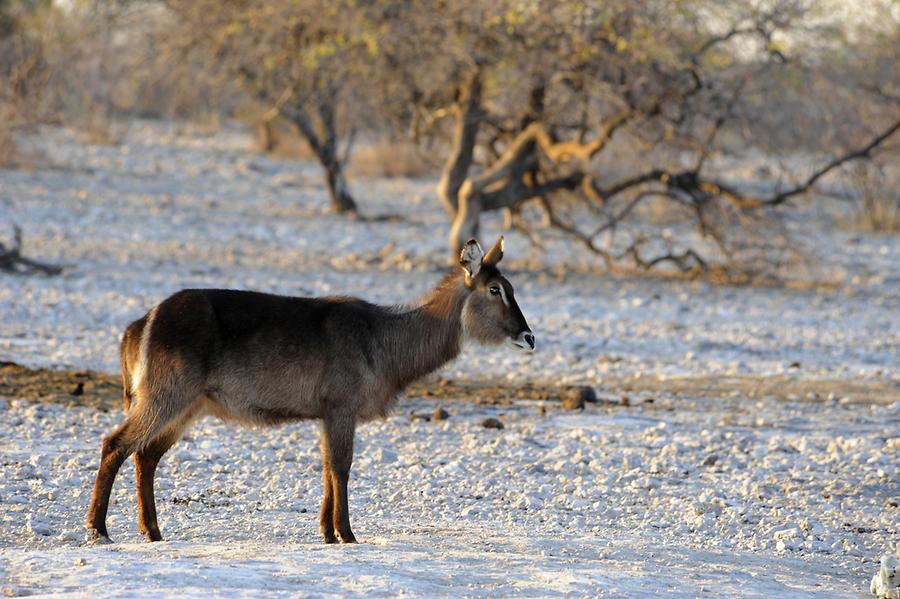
[522, 332, 535, 350]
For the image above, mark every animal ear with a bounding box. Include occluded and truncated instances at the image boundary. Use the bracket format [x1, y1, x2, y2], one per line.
[483, 236, 504, 266]
[459, 239, 484, 279]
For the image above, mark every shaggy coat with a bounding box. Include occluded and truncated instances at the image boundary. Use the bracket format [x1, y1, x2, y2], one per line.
[86, 237, 533, 544]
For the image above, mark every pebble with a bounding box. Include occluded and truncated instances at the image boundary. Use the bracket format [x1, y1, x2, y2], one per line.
[561, 386, 595, 410]
[481, 418, 504, 430]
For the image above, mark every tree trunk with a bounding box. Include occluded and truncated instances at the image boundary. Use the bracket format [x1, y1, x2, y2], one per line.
[443, 77, 549, 256]
[322, 155, 357, 214]
[437, 69, 482, 217]
[449, 183, 481, 256]
[281, 101, 358, 215]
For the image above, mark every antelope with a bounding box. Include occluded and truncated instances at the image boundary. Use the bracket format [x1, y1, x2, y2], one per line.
[86, 237, 534, 544]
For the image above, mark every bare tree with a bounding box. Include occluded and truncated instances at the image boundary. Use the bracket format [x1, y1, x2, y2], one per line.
[0, 225, 61, 276]
[6, 0, 898, 275]
[376, 0, 899, 272]
[164, 0, 368, 214]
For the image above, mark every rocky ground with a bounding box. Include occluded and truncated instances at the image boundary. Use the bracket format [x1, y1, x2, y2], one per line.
[0, 121, 898, 597]
[0, 372, 897, 597]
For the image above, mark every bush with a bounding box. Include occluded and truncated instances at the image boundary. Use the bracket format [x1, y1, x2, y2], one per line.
[350, 140, 440, 179]
[851, 163, 900, 233]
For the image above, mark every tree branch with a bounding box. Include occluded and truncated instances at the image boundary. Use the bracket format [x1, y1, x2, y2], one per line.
[719, 118, 900, 208]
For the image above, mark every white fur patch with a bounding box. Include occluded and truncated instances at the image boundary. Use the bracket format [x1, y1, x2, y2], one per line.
[131, 306, 157, 393]
[459, 240, 484, 278]
[460, 301, 475, 342]
[497, 285, 510, 307]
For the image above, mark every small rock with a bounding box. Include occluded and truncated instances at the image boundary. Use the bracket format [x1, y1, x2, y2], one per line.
[71, 382, 84, 397]
[537, 405, 546, 416]
[26, 515, 52, 537]
[57, 529, 82, 542]
[374, 448, 398, 464]
[432, 407, 449, 421]
[481, 417, 504, 430]
[621, 396, 631, 407]
[702, 454, 719, 467]
[562, 386, 594, 410]
[773, 527, 800, 541]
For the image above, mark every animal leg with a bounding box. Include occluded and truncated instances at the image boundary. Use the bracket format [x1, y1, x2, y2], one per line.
[85, 418, 144, 542]
[324, 412, 357, 544]
[319, 462, 338, 544]
[86, 387, 198, 543]
[135, 426, 184, 542]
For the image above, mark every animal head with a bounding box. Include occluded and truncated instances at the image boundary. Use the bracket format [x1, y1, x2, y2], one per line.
[458, 237, 534, 352]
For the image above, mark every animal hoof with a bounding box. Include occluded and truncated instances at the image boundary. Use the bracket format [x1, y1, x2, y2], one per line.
[141, 528, 162, 542]
[88, 529, 112, 545]
[323, 534, 339, 544]
[339, 532, 358, 544]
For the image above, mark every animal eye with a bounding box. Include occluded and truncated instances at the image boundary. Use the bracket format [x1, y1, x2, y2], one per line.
[489, 286, 501, 296]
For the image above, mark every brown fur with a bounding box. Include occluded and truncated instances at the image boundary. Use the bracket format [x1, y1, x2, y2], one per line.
[85, 240, 532, 544]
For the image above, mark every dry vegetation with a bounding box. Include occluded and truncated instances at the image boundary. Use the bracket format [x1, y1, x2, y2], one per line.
[349, 140, 441, 179]
[2, 0, 899, 277]
[847, 162, 900, 233]
[4, 361, 896, 417]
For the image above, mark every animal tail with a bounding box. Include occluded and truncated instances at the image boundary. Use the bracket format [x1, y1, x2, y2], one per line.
[119, 316, 145, 413]
[120, 341, 133, 412]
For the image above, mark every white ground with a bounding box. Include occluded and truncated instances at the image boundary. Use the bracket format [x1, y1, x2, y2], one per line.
[0, 121, 898, 597]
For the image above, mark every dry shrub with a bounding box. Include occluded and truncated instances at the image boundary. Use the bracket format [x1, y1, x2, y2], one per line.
[254, 115, 317, 161]
[350, 140, 440, 178]
[0, 108, 47, 168]
[0, 135, 15, 166]
[81, 116, 118, 146]
[850, 162, 900, 233]
[591, 130, 649, 181]
[0, 117, 15, 166]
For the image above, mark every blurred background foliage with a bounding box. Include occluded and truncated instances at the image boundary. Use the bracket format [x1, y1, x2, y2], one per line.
[1, 0, 898, 277]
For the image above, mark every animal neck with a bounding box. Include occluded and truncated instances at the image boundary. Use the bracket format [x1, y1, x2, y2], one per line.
[385, 269, 469, 390]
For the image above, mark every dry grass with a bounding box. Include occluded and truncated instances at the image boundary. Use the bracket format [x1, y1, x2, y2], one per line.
[253, 115, 318, 161]
[350, 140, 440, 179]
[3, 362, 895, 416]
[80, 117, 119, 146]
[0, 126, 49, 169]
[850, 163, 900, 233]
[0, 99, 20, 166]
[0, 127, 15, 166]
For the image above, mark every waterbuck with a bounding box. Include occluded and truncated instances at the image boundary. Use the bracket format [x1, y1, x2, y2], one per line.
[86, 237, 534, 544]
